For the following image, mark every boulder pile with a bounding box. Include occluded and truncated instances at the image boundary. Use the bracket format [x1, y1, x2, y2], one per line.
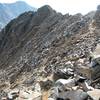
[1, 44, 100, 100]
[1, 4, 100, 100]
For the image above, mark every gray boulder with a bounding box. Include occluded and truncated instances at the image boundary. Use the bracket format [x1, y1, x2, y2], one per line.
[87, 89, 100, 100]
[56, 90, 88, 100]
[90, 44, 100, 80]
[53, 68, 74, 81]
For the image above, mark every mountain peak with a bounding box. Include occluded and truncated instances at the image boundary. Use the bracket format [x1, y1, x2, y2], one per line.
[1, 1, 27, 5]
[39, 5, 53, 10]
[15, 1, 27, 3]
[37, 5, 55, 15]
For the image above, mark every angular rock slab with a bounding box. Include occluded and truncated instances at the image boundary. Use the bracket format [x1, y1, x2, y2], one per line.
[57, 90, 88, 100]
[87, 89, 100, 100]
[18, 91, 42, 100]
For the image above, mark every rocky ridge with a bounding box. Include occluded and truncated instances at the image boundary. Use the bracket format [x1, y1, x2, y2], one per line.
[0, 5, 100, 100]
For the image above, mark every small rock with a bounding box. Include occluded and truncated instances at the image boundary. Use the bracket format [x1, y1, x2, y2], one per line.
[39, 79, 53, 91]
[34, 83, 41, 92]
[55, 78, 76, 92]
[2, 97, 8, 100]
[78, 81, 94, 92]
[23, 77, 35, 86]
[48, 98, 55, 100]
[8, 89, 19, 100]
[53, 68, 74, 81]
[19, 90, 42, 100]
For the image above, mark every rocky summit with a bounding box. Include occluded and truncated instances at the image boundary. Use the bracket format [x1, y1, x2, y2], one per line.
[0, 4, 100, 100]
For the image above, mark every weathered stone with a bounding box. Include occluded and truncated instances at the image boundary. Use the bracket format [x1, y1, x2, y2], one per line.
[23, 77, 35, 86]
[48, 98, 55, 100]
[39, 80, 53, 91]
[90, 44, 100, 79]
[87, 89, 100, 100]
[75, 66, 93, 79]
[18, 90, 42, 100]
[57, 90, 88, 100]
[53, 68, 74, 81]
[8, 89, 19, 100]
[78, 81, 94, 92]
[34, 83, 41, 92]
[0, 90, 7, 100]
[55, 78, 76, 92]
[0, 5, 100, 100]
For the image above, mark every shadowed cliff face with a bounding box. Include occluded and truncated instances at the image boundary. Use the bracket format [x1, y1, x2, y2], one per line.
[0, 5, 99, 86]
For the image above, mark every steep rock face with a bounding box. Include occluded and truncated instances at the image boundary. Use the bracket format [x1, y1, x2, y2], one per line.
[0, 1, 36, 28]
[0, 5, 99, 87]
[0, 5, 59, 54]
[0, 5, 64, 83]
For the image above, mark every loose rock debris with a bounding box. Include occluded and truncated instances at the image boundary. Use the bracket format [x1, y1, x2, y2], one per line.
[1, 46, 100, 100]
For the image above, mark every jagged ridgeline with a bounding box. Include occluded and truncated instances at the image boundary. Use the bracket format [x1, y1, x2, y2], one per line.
[0, 4, 100, 99]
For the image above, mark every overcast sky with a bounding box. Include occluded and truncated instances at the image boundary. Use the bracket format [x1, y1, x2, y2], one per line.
[0, 0, 100, 15]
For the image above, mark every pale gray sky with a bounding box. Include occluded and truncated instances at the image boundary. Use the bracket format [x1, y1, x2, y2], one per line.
[0, 0, 100, 15]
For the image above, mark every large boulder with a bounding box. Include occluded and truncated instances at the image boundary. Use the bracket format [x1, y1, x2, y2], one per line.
[53, 67, 74, 81]
[55, 89, 88, 100]
[87, 89, 100, 100]
[90, 44, 100, 80]
[55, 78, 76, 91]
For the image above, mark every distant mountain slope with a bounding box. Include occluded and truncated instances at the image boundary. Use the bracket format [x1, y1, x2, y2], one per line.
[0, 1, 36, 28]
